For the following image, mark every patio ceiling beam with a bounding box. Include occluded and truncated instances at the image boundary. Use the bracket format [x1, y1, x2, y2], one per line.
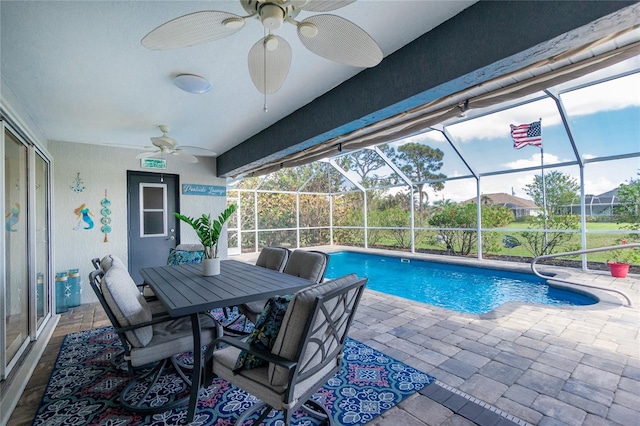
[217, 1, 638, 178]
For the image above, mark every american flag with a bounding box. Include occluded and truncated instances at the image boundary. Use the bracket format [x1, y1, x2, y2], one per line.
[510, 120, 542, 149]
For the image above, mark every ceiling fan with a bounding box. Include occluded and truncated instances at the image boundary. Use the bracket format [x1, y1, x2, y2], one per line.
[141, 0, 383, 95]
[135, 125, 217, 164]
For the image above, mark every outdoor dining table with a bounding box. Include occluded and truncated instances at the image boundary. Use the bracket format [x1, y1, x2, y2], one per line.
[139, 259, 314, 424]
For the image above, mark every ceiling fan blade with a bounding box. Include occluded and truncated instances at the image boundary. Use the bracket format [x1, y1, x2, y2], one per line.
[297, 15, 382, 67]
[298, 0, 356, 12]
[247, 36, 292, 94]
[180, 146, 218, 156]
[136, 150, 161, 160]
[142, 11, 245, 50]
[171, 150, 199, 163]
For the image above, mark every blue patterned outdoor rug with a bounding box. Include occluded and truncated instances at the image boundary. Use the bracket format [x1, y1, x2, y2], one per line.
[33, 321, 433, 425]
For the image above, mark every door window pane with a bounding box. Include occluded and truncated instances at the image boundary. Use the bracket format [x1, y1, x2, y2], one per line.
[4, 129, 29, 365]
[143, 186, 164, 209]
[140, 183, 166, 237]
[143, 212, 165, 235]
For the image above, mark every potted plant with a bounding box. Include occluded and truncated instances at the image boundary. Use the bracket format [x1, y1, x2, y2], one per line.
[174, 204, 238, 276]
[608, 239, 639, 278]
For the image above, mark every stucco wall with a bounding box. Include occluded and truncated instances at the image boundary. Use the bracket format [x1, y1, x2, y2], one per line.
[49, 141, 227, 303]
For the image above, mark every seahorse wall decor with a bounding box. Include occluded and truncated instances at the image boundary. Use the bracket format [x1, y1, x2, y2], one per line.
[5, 203, 20, 232]
[73, 203, 94, 230]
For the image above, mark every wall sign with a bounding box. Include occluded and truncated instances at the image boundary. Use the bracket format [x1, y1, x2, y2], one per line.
[182, 184, 226, 196]
[141, 158, 167, 169]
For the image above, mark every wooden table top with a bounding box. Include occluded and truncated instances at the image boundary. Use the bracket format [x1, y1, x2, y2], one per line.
[140, 259, 313, 317]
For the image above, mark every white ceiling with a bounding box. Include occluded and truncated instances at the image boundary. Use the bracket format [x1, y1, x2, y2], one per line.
[0, 0, 475, 158]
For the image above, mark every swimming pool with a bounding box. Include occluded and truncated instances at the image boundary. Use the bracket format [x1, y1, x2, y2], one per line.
[325, 251, 596, 314]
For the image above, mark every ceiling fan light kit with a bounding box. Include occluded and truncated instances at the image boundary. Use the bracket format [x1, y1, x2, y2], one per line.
[258, 3, 286, 29]
[174, 74, 212, 94]
[142, 0, 382, 96]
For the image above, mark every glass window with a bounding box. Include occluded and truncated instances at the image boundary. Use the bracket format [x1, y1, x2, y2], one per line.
[140, 183, 166, 237]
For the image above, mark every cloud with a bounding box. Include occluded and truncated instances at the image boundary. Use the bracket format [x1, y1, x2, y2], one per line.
[560, 73, 640, 116]
[502, 152, 563, 169]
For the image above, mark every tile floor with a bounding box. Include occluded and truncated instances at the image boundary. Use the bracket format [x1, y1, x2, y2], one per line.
[7, 248, 640, 425]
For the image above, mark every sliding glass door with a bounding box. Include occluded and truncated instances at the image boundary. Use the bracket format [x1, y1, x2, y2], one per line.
[34, 152, 50, 329]
[1, 122, 51, 380]
[2, 126, 30, 376]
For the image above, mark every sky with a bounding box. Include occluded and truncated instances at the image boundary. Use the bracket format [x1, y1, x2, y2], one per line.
[387, 65, 640, 203]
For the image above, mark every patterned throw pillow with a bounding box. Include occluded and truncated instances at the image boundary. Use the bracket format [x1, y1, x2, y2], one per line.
[166, 248, 204, 265]
[233, 295, 292, 373]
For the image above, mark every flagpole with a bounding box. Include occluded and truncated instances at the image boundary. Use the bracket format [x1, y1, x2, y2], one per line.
[540, 117, 548, 253]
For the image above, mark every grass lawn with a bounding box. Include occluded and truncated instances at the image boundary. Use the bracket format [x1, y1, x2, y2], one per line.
[371, 222, 638, 265]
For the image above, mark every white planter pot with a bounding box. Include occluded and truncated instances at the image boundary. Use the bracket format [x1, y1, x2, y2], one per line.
[202, 258, 220, 276]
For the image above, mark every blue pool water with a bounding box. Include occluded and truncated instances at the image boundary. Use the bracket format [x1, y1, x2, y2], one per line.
[326, 252, 596, 314]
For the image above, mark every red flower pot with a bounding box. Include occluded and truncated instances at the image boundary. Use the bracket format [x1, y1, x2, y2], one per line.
[608, 262, 630, 278]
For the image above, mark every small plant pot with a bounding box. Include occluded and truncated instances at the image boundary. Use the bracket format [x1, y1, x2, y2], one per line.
[608, 262, 629, 278]
[202, 258, 220, 276]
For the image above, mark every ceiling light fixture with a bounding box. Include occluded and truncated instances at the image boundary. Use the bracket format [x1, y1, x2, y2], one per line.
[173, 74, 212, 94]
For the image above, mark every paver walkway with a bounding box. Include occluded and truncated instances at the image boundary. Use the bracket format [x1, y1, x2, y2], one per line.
[8, 247, 639, 425]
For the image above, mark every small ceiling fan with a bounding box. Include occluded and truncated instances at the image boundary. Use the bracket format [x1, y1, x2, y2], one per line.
[136, 125, 217, 164]
[141, 0, 383, 95]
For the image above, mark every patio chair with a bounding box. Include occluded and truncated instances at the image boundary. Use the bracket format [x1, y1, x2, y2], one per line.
[222, 247, 290, 333]
[204, 273, 367, 426]
[91, 254, 166, 315]
[238, 249, 328, 326]
[88, 267, 221, 414]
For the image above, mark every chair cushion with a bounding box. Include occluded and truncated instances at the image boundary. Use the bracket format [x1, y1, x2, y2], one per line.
[256, 247, 289, 272]
[213, 342, 337, 410]
[100, 254, 126, 272]
[167, 248, 204, 265]
[283, 251, 327, 283]
[130, 314, 218, 367]
[269, 274, 357, 386]
[233, 295, 292, 373]
[101, 267, 153, 347]
[175, 243, 205, 252]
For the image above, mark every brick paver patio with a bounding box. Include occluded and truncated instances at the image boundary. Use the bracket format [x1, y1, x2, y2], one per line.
[8, 247, 639, 425]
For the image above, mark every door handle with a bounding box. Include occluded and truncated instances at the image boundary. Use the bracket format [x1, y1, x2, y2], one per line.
[166, 236, 175, 241]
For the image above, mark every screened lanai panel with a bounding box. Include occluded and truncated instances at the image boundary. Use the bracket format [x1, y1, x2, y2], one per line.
[299, 194, 330, 227]
[389, 130, 473, 185]
[234, 176, 261, 190]
[583, 157, 639, 266]
[446, 97, 577, 175]
[259, 166, 313, 191]
[334, 147, 405, 188]
[479, 172, 544, 222]
[328, 164, 359, 192]
[560, 72, 640, 159]
[257, 192, 296, 229]
[260, 167, 308, 191]
[299, 162, 331, 193]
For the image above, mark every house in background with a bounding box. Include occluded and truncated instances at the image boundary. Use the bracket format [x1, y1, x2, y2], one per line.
[462, 193, 540, 220]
